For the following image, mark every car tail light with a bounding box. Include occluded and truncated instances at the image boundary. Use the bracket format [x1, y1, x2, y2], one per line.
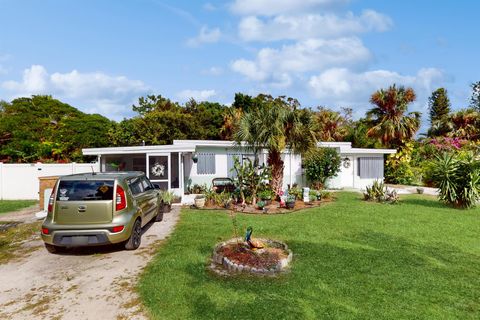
[116, 185, 127, 211]
[112, 225, 124, 233]
[47, 183, 57, 214]
[42, 228, 49, 235]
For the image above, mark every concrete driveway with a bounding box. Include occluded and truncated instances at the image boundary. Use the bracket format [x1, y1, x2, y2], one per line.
[0, 207, 179, 320]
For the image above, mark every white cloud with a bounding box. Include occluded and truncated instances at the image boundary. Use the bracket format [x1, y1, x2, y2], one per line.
[308, 67, 446, 110]
[202, 66, 224, 76]
[177, 89, 217, 101]
[2, 65, 49, 92]
[230, 0, 348, 16]
[186, 26, 221, 47]
[238, 10, 392, 42]
[1, 65, 148, 120]
[231, 37, 371, 86]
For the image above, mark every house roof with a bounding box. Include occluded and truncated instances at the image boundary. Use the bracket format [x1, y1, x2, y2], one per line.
[82, 144, 196, 155]
[83, 140, 396, 156]
[317, 142, 396, 154]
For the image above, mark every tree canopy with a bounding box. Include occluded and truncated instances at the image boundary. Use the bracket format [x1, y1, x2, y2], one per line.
[367, 85, 421, 148]
[0, 95, 114, 162]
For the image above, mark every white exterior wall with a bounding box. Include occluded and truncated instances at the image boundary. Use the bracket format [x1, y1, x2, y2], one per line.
[187, 147, 232, 187]
[326, 153, 354, 189]
[0, 162, 100, 200]
[282, 152, 304, 189]
[307, 153, 386, 190]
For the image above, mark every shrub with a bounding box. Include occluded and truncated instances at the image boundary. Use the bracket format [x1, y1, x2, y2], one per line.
[304, 148, 341, 189]
[258, 189, 273, 201]
[309, 189, 321, 202]
[232, 157, 271, 205]
[431, 152, 480, 209]
[363, 180, 399, 204]
[189, 184, 207, 194]
[320, 191, 333, 200]
[385, 142, 421, 185]
[288, 186, 303, 200]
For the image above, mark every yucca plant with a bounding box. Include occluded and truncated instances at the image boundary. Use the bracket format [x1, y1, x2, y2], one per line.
[432, 152, 480, 208]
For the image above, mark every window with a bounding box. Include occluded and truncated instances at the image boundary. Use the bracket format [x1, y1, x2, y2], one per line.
[197, 153, 216, 175]
[128, 177, 145, 195]
[357, 157, 384, 179]
[141, 177, 154, 191]
[56, 180, 114, 201]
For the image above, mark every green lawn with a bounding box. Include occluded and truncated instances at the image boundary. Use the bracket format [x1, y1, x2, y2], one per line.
[0, 200, 37, 215]
[139, 192, 480, 320]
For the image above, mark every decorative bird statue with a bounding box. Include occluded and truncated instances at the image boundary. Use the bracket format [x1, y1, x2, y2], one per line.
[244, 226, 264, 250]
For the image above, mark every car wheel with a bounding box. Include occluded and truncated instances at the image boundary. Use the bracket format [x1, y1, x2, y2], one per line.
[155, 204, 164, 222]
[44, 243, 62, 254]
[125, 219, 142, 250]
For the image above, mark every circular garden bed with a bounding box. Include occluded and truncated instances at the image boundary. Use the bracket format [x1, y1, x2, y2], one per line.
[210, 238, 293, 276]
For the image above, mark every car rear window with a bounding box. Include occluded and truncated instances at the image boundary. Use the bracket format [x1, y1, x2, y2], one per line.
[56, 180, 114, 201]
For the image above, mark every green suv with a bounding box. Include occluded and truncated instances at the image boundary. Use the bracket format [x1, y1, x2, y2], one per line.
[41, 172, 164, 253]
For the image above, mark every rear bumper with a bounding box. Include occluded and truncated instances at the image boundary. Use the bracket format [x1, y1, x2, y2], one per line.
[42, 228, 130, 247]
[41, 212, 136, 247]
[52, 231, 111, 246]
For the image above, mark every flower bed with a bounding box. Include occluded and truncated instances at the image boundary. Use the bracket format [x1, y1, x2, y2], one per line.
[210, 238, 293, 276]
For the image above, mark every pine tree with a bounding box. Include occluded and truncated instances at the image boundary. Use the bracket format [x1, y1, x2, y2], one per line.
[470, 81, 480, 111]
[428, 88, 451, 125]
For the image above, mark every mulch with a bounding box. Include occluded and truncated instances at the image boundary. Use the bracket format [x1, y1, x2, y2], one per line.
[194, 197, 335, 214]
[219, 242, 288, 270]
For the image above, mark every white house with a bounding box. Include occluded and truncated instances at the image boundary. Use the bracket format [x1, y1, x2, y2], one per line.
[82, 140, 395, 197]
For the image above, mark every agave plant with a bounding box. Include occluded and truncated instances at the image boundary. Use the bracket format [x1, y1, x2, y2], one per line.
[364, 180, 399, 204]
[432, 152, 480, 208]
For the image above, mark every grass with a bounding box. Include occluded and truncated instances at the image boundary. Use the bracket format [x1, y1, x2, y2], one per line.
[138, 192, 480, 320]
[0, 221, 42, 264]
[0, 200, 37, 215]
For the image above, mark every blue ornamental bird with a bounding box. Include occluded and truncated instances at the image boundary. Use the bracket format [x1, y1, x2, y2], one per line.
[245, 226, 264, 250]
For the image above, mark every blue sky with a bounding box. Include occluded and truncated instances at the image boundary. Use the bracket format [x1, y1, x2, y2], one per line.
[0, 0, 478, 131]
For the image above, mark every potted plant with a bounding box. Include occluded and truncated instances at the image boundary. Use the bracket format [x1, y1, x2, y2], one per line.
[194, 194, 205, 208]
[160, 191, 174, 212]
[257, 200, 266, 210]
[285, 195, 296, 209]
[192, 153, 198, 163]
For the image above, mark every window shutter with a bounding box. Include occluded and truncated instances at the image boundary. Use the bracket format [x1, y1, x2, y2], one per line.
[197, 153, 216, 175]
[359, 157, 383, 179]
[227, 154, 240, 178]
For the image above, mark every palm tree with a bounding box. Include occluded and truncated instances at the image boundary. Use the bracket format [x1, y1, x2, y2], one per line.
[367, 85, 421, 148]
[234, 95, 316, 195]
[314, 107, 352, 142]
[448, 109, 480, 140]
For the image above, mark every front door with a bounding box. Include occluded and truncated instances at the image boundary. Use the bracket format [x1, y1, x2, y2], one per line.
[147, 154, 169, 190]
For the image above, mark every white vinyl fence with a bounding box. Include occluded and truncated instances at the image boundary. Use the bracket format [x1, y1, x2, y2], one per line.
[0, 162, 100, 200]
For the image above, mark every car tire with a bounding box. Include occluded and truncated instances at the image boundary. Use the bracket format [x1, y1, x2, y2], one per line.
[125, 219, 142, 250]
[155, 204, 164, 222]
[44, 243, 61, 254]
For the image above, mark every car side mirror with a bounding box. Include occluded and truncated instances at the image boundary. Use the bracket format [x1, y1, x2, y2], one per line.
[154, 184, 161, 189]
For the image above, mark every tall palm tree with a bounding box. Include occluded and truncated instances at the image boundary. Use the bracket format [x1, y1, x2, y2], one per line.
[234, 95, 316, 195]
[367, 85, 421, 148]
